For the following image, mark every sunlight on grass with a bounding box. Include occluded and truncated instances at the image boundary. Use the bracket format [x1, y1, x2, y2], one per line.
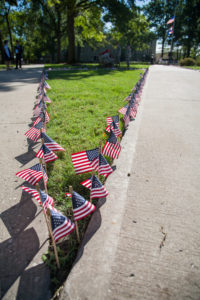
[46, 68, 143, 206]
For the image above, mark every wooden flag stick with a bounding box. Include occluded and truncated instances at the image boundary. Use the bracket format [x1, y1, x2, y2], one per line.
[41, 137, 48, 175]
[46, 208, 60, 269]
[98, 141, 102, 179]
[118, 113, 122, 140]
[36, 183, 50, 236]
[39, 158, 48, 194]
[90, 170, 95, 202]
[69, 185, 80, 243]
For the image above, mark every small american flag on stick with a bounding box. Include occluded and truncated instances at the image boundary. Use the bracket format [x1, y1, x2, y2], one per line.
[102, 129, 121, 159]
[21, 186, 54, 211]
[72, 191, 95, 221]
[81, 175, 108, 199]
[71, 148, 99, 174]
[105, 121, 122, 137]
[118, 104, 128, 115]
[90, 153, 113, 177]
[33, 111, 50, 126]
[25, 121, 44, 142]
[36, 144, 58, 163]
[41, 132, 65, 151]
[48, 206, 75, 243]
[16, 163, 48, 185]
[123, 104, 131, 128]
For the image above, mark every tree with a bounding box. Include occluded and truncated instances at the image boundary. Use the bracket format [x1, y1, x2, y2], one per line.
[144, 0, 176, 58]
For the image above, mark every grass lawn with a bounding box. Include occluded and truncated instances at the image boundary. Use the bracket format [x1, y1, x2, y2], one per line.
[184, 66, 200, 70]
[0, 64, 15, 69]
[45, 61, 150, 70]
[43, 67, 146, 293]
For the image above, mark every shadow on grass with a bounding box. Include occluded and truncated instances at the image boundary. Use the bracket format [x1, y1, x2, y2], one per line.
[47, 68, 128, 82]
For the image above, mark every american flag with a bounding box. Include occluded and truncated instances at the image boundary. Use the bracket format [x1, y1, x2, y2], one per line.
[33, 111, 50, 126]
[36, 144, 58, 163]
[102, 129, 121, 159]
[123, 104, 131, 128]
[167, 16, 174, 24]
[105, 121, 122, 137]
[130, 99, 137, 118]
[118, 104, 128, 115]
[16, 163, 48, 185]
[81, 177, 92, 189]
[25, 121, 44, 142]
[49, 206, 75, 243]
[21, 186, 41, 202]
[44, 81, 51, 90]
[33, 105, 41, 117]
[44, 93, 51, 103]
[41, 132, 65, 151]
[81, 176, 108, 199]
[34, 102, 47, 117]
[65, 193, 72, 198]
[39, 190, 54, 211]
[72, 191, 95, 221]
[21, 186, 54, 211]
[71, 148, 99, 174]
[90, 153, 113, 177]
[91, 175, 108, 199]
[106, 115, 120, 127]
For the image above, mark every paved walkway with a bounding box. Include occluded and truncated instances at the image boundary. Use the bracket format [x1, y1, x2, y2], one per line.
[61, 65, 200, 300]
[0, 65, 51, 300]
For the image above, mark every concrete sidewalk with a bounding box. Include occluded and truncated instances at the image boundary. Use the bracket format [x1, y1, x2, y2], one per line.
[0, 65, 51, 300]
[61, 65, 200, 300]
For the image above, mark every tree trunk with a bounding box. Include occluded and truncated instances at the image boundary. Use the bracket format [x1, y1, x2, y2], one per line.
[5, 12, 14, 58]
[67, 10, 75, 64]
[56, 6, 61, 63]
[161, 37, 165, 58]
[0, 29, 4, 63]
[77, 43, 81, 62]
[186, 39, 191, 57]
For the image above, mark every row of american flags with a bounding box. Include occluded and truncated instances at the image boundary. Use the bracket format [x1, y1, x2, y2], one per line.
[15, 68, 148, 267]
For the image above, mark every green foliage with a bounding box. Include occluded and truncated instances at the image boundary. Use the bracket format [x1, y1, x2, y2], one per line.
[179, 57, 196, 66]
[75, 7, 105, 48]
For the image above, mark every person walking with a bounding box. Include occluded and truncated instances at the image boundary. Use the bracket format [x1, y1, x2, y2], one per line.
[126, 44, 132, 69]
[15, 40, 23, 69]
[3, 40, 12, 70]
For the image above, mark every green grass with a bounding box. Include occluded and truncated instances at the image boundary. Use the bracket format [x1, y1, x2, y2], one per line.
[184, 66, 200, 70]
[0, 64, 15, 69]
[45, 61, 150, 70]
[46, 68, 143, 205]
[43, 67, 146, 295]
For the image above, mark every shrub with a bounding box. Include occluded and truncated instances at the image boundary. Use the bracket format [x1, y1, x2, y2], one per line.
[196, 57, 200, 66]
[179, 57, 196, 66]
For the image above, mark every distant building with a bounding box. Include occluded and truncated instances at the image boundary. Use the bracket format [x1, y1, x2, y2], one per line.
[75, 39, 156, 63]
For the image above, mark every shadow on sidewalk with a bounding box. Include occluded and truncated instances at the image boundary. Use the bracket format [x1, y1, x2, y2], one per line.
[0, 67, 43, 93]
[0, 190, 50, 299]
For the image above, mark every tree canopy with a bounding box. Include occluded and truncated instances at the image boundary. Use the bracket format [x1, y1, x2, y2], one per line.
[1, 0, 199, 63]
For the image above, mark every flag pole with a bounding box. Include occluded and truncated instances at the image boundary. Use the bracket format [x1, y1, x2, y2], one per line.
[118, 113, 122, 140]
[90, 170, 95, 202]
[170, 0, 178, 55]
[36, 183, 50, 236]
[69, 185, 80, 243]
[39, 158, 48, 194]
[98, 141, 102, 179]
[46, 208, 60, 269]
[41, 137, 48, 175]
